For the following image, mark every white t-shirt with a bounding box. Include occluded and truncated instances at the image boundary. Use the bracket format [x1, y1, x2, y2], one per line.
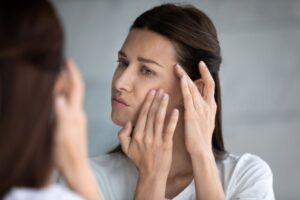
[3, 184, 83, 200]
[90, 153, 275, 200]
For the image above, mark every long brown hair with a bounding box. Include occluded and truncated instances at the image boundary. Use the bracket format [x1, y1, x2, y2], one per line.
[0, 0, 63, 197]
[110, 4, 226, 158]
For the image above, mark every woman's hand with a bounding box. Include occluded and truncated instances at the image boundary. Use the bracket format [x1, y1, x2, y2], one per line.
[119, 89, 179, 177]
[54, 59, 102, 200]
[118, 89, 179, 200]
[54, 59, 88, 174]
[174, 61, 217, 157]
[174, 61, 224, 200]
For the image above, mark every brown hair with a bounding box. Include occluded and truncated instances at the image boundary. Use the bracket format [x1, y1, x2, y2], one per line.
[0, 0, 63, 197]
[110, 3, 226, 158]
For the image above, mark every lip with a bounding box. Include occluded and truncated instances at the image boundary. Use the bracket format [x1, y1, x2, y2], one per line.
[112, 97, 130, 108]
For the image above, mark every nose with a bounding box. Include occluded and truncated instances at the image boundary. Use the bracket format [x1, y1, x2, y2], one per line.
[113, 66, 134, 93]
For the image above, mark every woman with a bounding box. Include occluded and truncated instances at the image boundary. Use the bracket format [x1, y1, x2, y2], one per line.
[0, 1, 101, 199]
[91, 3, 275, 200]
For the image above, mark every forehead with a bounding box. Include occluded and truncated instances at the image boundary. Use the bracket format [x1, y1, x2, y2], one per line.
[121, 29, 177, 63]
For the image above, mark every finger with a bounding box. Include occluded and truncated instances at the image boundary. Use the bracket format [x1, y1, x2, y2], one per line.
[174, 63, 185, 79]
[180, 73, 195, 113]
[163, 109, 179, 142]
[185, 72, 205, 110]
[145, 89, 164, 139]
[118, 121, 133, 155]
[54, 95, 67, 121]
[176, 64, 205, 108]
[134, 89, 156, 137]
[175, 64, 203, 110]
[154, 93, 169, 142]
[199, 61, 215, 103]
[53, 95, 68, 142]
[64, 58, 85, 107]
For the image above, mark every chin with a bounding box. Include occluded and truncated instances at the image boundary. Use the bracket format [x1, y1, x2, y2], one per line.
[111, 113, 129, 127]
[111, 110, 137, 127]
[111, 118, 125, 127]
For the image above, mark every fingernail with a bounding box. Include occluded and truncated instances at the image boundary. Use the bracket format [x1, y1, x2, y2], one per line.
[150, 89, 156, 95]
[162, 93, 169, 100]
[55, 96, 65, 108]
[176, 64, 183, 71]
[199, 61, 205, 68]
[173, 108, 179, 115]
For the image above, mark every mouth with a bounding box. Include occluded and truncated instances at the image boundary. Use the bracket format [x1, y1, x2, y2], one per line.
[112, 97, 130, 108]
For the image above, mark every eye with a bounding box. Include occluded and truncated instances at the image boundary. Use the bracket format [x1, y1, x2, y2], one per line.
[141, 66, 155, 76]
[117, 58, 129, 69]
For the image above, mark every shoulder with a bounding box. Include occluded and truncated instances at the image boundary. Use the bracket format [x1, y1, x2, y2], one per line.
[4, 184, 83, 200]
[228, 153, 273, 181]
[219, 153, 275, 199]
[221, 153, 272, 175]
[90, 153, 138, 200]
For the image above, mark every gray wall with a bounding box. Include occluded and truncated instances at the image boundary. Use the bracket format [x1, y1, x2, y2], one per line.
[52, 0, 300, 199]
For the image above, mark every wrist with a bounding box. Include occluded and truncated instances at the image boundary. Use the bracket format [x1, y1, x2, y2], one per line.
[138, 170, 168, 184]
[190, 148, 215, 164]
[135, 172, 167, 200]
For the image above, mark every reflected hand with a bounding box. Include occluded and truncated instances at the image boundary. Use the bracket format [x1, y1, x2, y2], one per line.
[54, 59, 87, 173]
[53, 59, 102, 200]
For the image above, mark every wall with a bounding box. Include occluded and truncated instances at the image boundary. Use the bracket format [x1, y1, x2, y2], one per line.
[52, 0, 300, 199]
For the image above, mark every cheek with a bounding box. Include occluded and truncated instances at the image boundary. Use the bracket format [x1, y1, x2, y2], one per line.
[111, 84, 154, 126]
[163, 78, 182, 112]
[166, 91, 182, 116]
[132, 86, 154, 120]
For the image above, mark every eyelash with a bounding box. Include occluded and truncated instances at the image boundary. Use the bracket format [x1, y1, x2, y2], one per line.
[117, 59, 129, 68]
[117, 59, 156, 77]
[141, 66, 155, 76]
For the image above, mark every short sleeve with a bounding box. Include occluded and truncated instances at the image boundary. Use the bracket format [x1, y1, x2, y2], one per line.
[227, 154, 275, 200]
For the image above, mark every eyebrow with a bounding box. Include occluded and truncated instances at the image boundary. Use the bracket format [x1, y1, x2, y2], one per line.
[118, 50, 164, 68]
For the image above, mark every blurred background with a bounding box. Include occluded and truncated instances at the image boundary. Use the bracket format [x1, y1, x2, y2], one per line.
[51, 0, 300, 199]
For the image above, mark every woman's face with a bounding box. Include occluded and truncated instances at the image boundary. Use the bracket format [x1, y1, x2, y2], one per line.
[111, 29, 182, 126]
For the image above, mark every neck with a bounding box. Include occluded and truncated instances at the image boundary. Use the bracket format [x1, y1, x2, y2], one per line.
[168, 115, 193, 179]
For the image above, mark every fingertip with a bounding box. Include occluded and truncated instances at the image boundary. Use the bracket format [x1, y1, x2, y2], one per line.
[174, 108, 179, 114]
[67, 57, 75, 65]
[149, 89, 156, 96]
[55, 95, 66, 109]
[125, 121, 132, 129]
[65, 58, 78, 72]
[122, 121, 133, 135]
[173, 108, 179, 118]
[199, 60, 204, 66]
[162, 93, 169, 101]
[199, 61, 209, 71]
[174, 64, 184, 76]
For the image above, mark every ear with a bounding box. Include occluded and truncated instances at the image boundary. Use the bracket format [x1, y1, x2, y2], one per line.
[194, 79, 204, 96]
